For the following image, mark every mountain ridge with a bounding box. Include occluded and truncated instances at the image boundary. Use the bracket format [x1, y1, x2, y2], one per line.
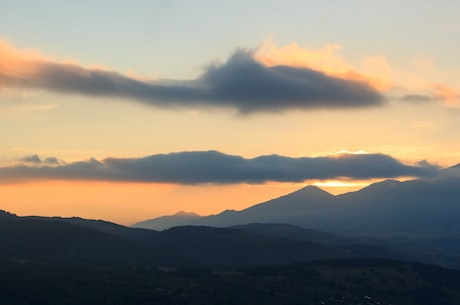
[131, 174, 460, 269]
[133, 175, 460, 234]
[3, 212, 392, 267]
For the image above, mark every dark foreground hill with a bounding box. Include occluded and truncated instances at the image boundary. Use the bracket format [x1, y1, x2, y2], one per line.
[1, 259, 459, 305]
[229, 223, 350, 244]
[2, 210, 460, 304]
[0, 218, 175, 265]
[150, 225, 355, 266]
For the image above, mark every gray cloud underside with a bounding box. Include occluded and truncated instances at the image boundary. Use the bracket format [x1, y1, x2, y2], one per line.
[1, 51, 383, 113]
[19, 154, 59, 164]
[2, 151, 438, 184]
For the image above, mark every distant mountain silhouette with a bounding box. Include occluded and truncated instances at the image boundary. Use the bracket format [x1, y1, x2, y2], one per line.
[132, 185, 338, 229]
[227, 223, 409, 262]
[133, 174, 460, 235]
[132, 211, 200, 231]
[132, 172, 460, 269]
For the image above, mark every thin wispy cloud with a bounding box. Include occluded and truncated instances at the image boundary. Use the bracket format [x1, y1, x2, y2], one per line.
[0, 40, 384, 113]
[401, 84, 460, 107]
[2, 151, 439, 184]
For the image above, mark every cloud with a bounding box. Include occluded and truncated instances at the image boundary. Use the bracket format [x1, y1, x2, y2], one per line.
[255, 38, 352, 76]
[255, 38, 393, 91]
[401, 84, 460, 107]
[19, 154, 42, 163]
[19, 154, 60, 165]
[0, 40, 384, 113]
[254, 38, 460, 109]
[401, 94, 436, 103]
[2, 151, 439, 184]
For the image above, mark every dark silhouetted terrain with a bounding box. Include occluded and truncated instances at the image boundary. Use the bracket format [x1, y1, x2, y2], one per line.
[0, 259, 459, 305]
[2, 212, 385, 267]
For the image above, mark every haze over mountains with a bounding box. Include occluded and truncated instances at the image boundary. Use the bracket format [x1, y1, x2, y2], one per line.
[130, 164, 460, 269]
[133, 164, 460, 235]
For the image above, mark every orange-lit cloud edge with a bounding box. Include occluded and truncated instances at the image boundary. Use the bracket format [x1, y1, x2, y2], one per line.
[255, 38, 459, 107]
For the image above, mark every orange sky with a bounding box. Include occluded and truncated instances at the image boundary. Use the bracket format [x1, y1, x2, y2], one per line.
[1, 180, 310, 225]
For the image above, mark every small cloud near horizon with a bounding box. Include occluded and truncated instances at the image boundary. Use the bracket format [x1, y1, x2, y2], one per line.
[19, 154, 61, 165]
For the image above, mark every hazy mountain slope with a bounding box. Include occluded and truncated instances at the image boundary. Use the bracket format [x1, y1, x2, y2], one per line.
[336, 177, 460, 233]
[228, 223, 410, 262]
[149, 225, 354, 267]
[31, 216, 161, 245]
[131, 172, 460, 268]
[132, 211, 200, 231]
[131, 185, 339, 230]
[227, 177, 460, 233]
[134, 174, 460, 235]
[228, 223, 349, 244]
[196, 185, 339, 228]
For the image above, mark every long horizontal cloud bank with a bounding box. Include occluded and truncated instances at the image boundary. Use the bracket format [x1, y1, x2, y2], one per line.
[0, 41, 383, 113]
[2, 151, 439, 184]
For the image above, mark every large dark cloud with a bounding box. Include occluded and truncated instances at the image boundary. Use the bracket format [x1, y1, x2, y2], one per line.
[1, 151, 438, 184]
[1, 49, 384, 113]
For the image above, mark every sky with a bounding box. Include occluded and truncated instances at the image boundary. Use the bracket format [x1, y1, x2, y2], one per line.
[1, 1, 460, 225]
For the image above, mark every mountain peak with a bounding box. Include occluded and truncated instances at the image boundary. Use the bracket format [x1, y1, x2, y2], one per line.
[358, 179, 401, 193]
[172, 211, 200, 217]
[294, 185, 333, 197]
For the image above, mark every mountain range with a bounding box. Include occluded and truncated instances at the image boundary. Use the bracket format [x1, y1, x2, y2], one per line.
[132, 165, 460, 268]
[133, 166, 460, 234]
[2, 210, 398, 267]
